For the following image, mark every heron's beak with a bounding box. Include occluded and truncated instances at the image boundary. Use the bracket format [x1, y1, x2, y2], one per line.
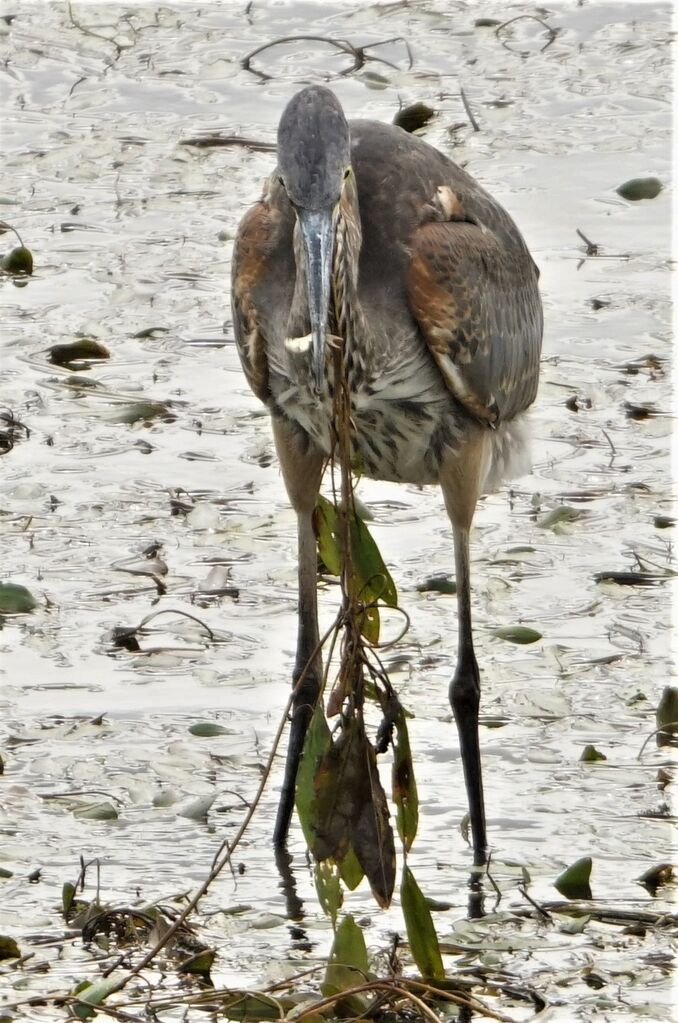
[298, 208, 333, 392]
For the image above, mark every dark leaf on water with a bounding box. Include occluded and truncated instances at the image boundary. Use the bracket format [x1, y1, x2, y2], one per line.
[189, 722, 229, 737]
[654, 515, 675, 529]
[493, 625, 542, 644]
[400, 866, 444, 979]
[0, 582, 37, 614]
[580, 744, 607, 762]
[594, 570, 665, 586]
[49, 338, 110, 367]
[0, 935, 20, 960]
[656, 686, 678, 748]
[416, 574, 457, 594]
[555, 856, 593, 899]
[178, 947, 216, 978]
[616, 176, 662, 201]
[212, 993, 290, 1021]
[1, 245, 33, 274]
[637, 863, 674, 896]
[393, 102, 435, 133]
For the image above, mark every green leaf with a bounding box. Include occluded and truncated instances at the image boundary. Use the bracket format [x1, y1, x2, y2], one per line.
[637, 862, 674, 895]
[580, 744, 606, 762]
[555, 856, 593, 899]
[74, 801, 118, 821]
[616, 176, 662, 201]
[188, 722, 229, 737]
[537, 505, 581, 529]
[106, 400, 174, 424]
[349, 514, 398, 609]
[336, 844, 364, 891]
[217, 993, 289, 1021]
[314, 496, 342, 575]
[72, 976, 122, 1019]
[49, 337, 110, 367]
[1, 245, 33, 274]
[0, 582, 37, 614]
[321, 914, 369, 1014]
[393, 102, 435, 133]
[416, 574, 457, 594]
[62, 882, 77, 918]
[178, 947, 216, 978]
[0, 936, 20, 960]
[392, 706, 418, 851]
[656, 686, 678, 747]
[315, 861, 343, 925]
[296, 701, 332, 848]
[400, 866, 444, 979]
[493, 625, 542, 644]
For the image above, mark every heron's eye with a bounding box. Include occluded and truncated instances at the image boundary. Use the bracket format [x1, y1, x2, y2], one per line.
[343, 167, 352, 180]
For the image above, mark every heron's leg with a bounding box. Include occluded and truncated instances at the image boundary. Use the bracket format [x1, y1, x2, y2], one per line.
[441, 433, 490, 866]
[450, 524, 487, 866]
[271, 417, 324, 849]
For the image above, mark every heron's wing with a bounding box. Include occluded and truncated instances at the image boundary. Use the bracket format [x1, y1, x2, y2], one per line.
[406, 217, 542, 424]
[231, 198, 277, 402]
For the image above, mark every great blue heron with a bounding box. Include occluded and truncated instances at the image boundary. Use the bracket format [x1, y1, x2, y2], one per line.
[232, 85, 542, 866]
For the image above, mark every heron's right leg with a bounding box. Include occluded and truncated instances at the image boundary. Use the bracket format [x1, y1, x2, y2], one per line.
[441, 432, 491, 867]
[271, 416, 325, 849]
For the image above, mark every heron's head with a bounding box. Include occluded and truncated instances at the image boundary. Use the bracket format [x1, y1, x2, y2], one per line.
[277, 86, 352, 390]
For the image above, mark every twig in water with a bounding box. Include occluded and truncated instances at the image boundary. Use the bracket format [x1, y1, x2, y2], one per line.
[460, 86, 480, 131]
[576, 228, 599, 256]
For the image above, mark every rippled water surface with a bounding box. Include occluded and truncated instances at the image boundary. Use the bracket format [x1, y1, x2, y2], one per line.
[0, 1, 674, 1019]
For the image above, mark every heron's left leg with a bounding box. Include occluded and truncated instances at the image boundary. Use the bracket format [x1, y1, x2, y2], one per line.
[271, 416, 325, 848]
[441, 432, 491, 866]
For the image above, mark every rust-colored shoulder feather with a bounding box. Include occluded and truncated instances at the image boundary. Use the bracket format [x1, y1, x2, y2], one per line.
[406, 188, 542, 425]
[231, 197, 276, 402]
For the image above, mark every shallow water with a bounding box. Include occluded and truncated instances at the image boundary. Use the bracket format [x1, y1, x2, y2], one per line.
[0, 1, 674, 1019]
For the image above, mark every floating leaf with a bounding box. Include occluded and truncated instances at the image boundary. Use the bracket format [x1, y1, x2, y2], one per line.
[189, 722, 229, 737]
[394, 102, 435, 133]
[0, 936, 20, 960]
[72, 976, 122, 1020]
[538, 505, 581, 529]
[0, 582, 37, 614]
[400, 866, 444, 979]
[49, 338, 110, 367]
[392, 706, 418, 851]
[493, 625, 542, 645]
[555, 856, 593, 899]
[74, 801, 118, 821]
[62, 882, 77, 918]
[654, 515, 674, 529]
[416, 574, 457, 594]
[594, 570, 664, 586]
[1, 245, 33, 274]
[637, 862, 674, 895]
[177, 793, 216, 821]
[216, 993, 289, 1022]
[178, 947, 216, 978]
[321, 914, 370, 1014]
[580, 745, 607, 762]
[106, 400, 175, 424]
[616, 176, 662, 201]
[656, 687, 678, 747]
